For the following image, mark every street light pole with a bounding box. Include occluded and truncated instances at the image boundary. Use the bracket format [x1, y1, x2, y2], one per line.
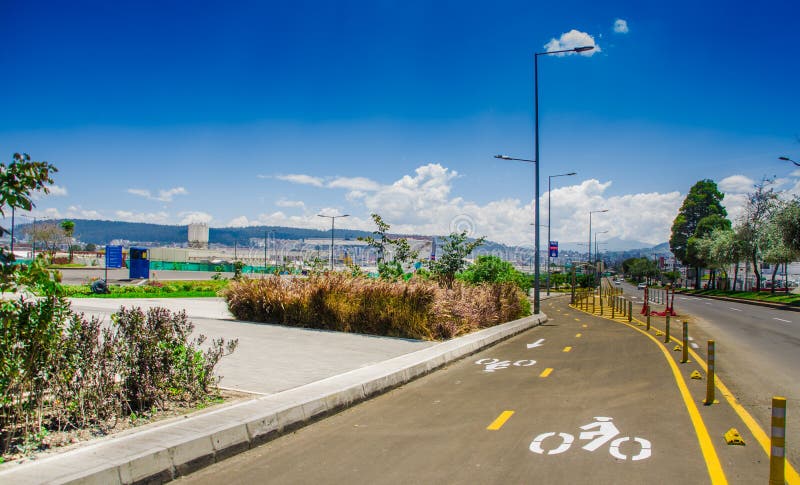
[588, 209, 608, 278]
[547, 171, 576, 295]
[779, 156, 800, 166]
[495, 45, 593, 315]
[318, 214, 349, 270]
[594, 230, 608, 275]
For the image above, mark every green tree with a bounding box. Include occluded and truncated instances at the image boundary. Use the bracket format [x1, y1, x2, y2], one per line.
[738, 178, 779, 291]
[426, 231, 485, 288]
[670, 179, 730, 289]
[761, 205, 799, 293]
[773, 197, 800, 255]
[458, 255, 530, 292]
[61, 219, 75, 263]
[359, 213, 419, 278]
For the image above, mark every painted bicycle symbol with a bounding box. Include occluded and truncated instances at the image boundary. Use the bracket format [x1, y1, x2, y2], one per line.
[474, 358, 536, 373]
[529, 417, 651, 461]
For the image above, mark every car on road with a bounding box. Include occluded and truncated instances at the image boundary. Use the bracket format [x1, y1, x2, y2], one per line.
[614, 280, 622, 286]
[637, 282, 647, 290]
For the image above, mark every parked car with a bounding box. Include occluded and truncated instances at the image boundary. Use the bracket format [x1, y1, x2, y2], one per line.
[637, 282, 647, 290]
[614, 280, 622, 286]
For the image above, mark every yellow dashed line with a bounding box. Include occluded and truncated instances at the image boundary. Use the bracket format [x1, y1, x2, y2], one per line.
[574, 318, 581, 322]
[486, 410, 515, 430]
[539, 368, 553, 378]
[582, 324, 588, 328]
[575, 333, 582, 338]
[563, 346, 572, 352]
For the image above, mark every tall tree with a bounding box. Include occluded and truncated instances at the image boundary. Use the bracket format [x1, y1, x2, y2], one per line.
[670, 180, 730, 289]
[773, 197, 800, 254]
[739, 178, 779, 291]
[762, 203, 799, 294]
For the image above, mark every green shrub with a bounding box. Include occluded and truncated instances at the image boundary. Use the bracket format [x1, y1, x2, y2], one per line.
[459, 255, 531, 292]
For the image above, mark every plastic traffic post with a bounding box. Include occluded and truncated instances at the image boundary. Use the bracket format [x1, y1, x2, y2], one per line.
[628, 301, 632, 322]
[681, 321, 689, 363]
[664, 314, 671, 343]
[646, 313, 651, 331]
[705, 340, 716, 405]
[769, 396, 787, 485]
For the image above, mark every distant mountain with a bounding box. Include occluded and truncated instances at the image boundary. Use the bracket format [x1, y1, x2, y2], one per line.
[15, 219, 377, 246]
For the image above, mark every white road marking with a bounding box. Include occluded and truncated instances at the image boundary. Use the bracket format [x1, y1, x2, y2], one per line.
[729, 307, 742, 312]
[691, 343, 699, 349]
[773, 318, 792, 323]
[527, 338, 545, 349]
[703, 302, 712, 305]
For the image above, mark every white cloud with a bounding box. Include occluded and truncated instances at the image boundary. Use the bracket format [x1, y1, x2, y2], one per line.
[47, 185, 68, 196]
[613, 19, 629, 34]
[276, 174, 324, 187]
[115, 210, 170, 224]
[718, 175, 755, 194]
[127, 187, 188, 202]
[227, 216, 252, 227]
[327, 176, 381, 191]
[179, 211, 213, 224]
[157, 187, 188, 202]
[276, 199, 306, 209]
[65, 205, 103, 219]
[544, 29, 601, 56]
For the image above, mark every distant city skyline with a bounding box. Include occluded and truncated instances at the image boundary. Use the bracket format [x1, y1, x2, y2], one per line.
[2, 0, 798, 246]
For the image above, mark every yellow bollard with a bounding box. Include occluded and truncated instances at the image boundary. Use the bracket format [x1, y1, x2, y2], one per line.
[769, 396, 787, 485]
[628, 301, 632, 322]
[705, 340, 716, 405]
[611, 297, 616, 319]
[664, 314, 671, 343]
[681, 321, 689, 363]
[646, 312, 651, 331]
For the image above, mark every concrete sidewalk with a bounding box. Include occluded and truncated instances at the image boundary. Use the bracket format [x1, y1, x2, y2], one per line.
[0, 295, 555, 484]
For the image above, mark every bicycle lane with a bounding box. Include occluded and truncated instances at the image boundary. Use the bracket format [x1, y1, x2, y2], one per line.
[474, 296, 719, 484]
[183, 295, 727, 485]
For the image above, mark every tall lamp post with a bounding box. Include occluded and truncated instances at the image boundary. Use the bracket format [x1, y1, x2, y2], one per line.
[494, 44, 594, 314]
[588, 209, 608, 279]
[547, 171, 576, 295]
[594, 230, 608, 277]
[779, 156, 800, 166]
[318, 214, 349, 270]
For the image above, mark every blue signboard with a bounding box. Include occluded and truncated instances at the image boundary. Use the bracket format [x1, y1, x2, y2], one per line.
[549, 241, 558, 258]
[105, 245, 123, 268]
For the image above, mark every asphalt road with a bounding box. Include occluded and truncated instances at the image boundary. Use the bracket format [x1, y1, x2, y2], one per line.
[622, 281, 800, 467]
[180, 297, 765, 484]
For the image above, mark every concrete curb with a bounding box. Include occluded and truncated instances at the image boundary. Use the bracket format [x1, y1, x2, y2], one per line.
[0, 312, 547, 484]
[675, 291, 800, 313]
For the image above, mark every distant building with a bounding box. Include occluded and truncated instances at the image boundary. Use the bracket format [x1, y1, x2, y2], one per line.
[188, 222, 209, 249]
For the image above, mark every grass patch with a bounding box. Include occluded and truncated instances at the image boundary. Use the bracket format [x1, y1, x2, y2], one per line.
[679, 289, 800, 306]
[47, 263, 86, 268]
[61, 279, 229, 298]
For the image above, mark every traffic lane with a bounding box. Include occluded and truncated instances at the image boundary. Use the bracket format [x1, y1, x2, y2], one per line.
[182, 297, 711, 485]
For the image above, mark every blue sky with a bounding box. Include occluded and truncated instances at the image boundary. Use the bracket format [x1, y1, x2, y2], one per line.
[2, 0, 799, 247]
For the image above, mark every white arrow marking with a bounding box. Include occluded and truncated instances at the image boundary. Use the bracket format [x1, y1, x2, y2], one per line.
[527, 338, 545, 349]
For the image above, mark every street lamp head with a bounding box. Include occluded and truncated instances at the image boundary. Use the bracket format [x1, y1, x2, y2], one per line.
[495, 154, 512, 160]
[573, 46, 595, 53]
[341, 214, 350, 218]
[567, 172, 577, 176]
[779, 156, 790, 161]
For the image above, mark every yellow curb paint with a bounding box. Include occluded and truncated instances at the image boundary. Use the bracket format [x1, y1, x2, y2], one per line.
[686, 346, 800, 485]
[540, 368, 553, 378]
[622, 319, 728, 484]
[486, 410, 515, 431]
[563, 346, 572, 352]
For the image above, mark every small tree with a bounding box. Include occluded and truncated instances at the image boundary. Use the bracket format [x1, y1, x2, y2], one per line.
[22, 221, 62, 262]
[426, 231, 485, 288]
[739, 178, 779, 291]
[359, 213, 419, 278]
[61, 219, 75, 263]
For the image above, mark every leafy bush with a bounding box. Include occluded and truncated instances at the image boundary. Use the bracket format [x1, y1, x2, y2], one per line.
[0, 299, 238, 458]
[224, 274, 530, 341]
[459, 255, 531, 292]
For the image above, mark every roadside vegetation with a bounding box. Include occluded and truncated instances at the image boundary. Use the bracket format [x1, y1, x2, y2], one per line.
[61, 279, 229, 298]
[225, 214, 532, 340]
[0, 153, 238, 462]
[676, 288, 800, 306]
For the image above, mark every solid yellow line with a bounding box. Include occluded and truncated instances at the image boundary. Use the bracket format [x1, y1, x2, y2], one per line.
[486, 410, 515, 430]
[563, 346, 572, 352]
[540, 368, 553, 378]
[621, 319, 728, 484]
[685, 346, 800, 484]
[573, 304, 727, 484]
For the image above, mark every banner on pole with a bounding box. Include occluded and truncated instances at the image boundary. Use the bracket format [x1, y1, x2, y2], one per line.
[549, 241, 558, 258]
